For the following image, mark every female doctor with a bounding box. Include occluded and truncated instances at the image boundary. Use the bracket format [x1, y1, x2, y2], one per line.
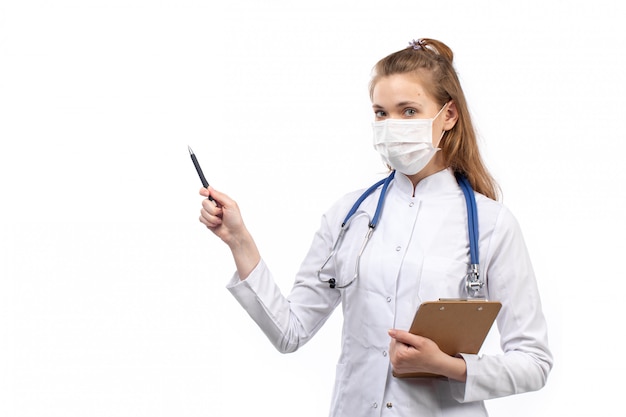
[198, 38, 553, 416]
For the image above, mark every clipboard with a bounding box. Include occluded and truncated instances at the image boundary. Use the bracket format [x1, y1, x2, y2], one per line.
[393, 299, 502, 378]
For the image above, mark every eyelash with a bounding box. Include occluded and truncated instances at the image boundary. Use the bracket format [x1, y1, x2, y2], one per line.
[374, 108, 419, 118]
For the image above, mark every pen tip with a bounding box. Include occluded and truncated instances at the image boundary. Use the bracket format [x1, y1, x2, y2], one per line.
[188, 145, 193, 155]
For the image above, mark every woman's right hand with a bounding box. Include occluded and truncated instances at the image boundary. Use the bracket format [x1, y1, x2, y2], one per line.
[199, 186, 243, 244]
[199, 187, 261, 279]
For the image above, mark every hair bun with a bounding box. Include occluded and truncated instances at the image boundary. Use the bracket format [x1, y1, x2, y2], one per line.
[408, 38, 454, 63]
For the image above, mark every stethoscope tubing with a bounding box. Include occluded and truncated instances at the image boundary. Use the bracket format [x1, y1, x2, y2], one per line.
[341, 171, 396, 228]
[456, 172, 479, 265]
[320, 170, 481, 293]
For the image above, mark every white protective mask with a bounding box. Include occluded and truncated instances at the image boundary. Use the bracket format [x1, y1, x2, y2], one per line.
[372, 104, 447, 175]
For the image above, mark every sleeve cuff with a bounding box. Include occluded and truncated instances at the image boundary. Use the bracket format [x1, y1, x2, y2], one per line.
[225, 259, 265, 290]
[449, 353, 478, 403]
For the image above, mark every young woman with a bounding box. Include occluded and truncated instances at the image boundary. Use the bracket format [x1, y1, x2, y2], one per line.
[198, 38, 552, 416]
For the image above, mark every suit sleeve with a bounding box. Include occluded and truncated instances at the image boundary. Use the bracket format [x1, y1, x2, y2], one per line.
[449, 205, 553, 402]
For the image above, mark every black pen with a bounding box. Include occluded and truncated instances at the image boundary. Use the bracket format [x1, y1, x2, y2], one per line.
[188, 146, 214, 201]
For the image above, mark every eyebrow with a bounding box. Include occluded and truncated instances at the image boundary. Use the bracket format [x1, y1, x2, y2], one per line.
[372, 101, 424, 110]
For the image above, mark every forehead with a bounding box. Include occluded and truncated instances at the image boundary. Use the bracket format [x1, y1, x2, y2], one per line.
[371, 73, 437, 106]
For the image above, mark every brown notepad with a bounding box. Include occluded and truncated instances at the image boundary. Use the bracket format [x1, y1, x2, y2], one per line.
[393, 299, 502, 378]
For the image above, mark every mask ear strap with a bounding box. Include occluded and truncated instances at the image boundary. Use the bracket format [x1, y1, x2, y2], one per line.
[435, 103, 451, 146]
[438, 100, 456, 139]
[434, 102, 449, 119]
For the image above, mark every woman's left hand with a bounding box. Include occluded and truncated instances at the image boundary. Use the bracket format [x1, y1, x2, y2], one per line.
[388, 329, 467, 381]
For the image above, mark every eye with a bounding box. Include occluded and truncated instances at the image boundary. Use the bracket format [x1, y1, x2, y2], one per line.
[374, 110, 387, 118]
[403, 108, 418, 117]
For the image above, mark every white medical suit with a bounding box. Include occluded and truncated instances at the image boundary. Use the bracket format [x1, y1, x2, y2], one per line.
[227, 168, 553, 416]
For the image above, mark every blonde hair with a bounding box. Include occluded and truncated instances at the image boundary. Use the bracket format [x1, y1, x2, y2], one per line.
[369, 38, 500, 200]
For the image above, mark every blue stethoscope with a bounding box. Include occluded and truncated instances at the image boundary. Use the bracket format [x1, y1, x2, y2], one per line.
[316, 170, 484, 298]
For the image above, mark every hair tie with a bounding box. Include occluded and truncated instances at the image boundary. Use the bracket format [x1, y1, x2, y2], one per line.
[408, 39, 426, 50]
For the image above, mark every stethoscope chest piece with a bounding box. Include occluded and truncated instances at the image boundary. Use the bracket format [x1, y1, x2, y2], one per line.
[465, 263, 483, 298]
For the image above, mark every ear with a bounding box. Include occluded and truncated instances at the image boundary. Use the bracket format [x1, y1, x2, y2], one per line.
[443, 100, 459, 131]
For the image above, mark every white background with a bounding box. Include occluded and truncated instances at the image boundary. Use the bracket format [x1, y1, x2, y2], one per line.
[1, 0, 624, 416]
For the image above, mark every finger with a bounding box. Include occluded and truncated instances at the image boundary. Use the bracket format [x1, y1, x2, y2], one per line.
[201, 197, 221, 214]
[389, 329, 423, 347]
[388, 337, 401, 358]
[199, 200, 223, 227]
[199, 208, 221, 226]
[206, 186, 234, 208]
[198, 187, 221, 207]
